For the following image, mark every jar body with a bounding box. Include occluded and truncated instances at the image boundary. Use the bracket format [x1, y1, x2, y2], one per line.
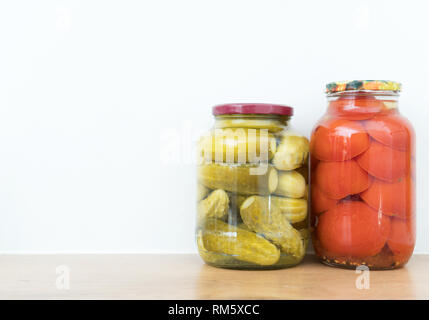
[310, 92, 415, 269]
[196, 114, 309, 269]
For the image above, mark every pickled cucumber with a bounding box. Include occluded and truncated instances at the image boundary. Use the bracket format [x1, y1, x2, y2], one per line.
[274, 170, 306, 198]
[272, 135, 309, 171]
[270, 196, 308, 223]
[198, 128, 277, 164]
[197, 189, 229, 224]
[201, 219, 280, 266]
[197, 183, 210, 201]
[215, 117, 286, 133]
[196, 230, 237, 265]
[198, 163, 278, 195]
[276, 253, 304, 266]
[240, 196, 304, 258]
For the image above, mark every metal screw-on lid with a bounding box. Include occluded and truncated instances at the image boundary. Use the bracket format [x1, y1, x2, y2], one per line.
[212, 103, 293, 116]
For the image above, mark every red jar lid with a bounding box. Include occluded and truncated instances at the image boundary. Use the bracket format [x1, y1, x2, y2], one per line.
[212, 103, 293, 116]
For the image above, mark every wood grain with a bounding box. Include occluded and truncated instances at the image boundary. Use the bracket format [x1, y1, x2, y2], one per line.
[0, 254, 427, 299]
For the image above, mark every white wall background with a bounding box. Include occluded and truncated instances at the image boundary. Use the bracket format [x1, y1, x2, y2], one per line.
[0, 0, 427, 253]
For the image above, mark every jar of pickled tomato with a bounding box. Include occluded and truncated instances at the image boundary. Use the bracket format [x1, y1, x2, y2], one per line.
[196, 103, 309, 269]
[310, 80, 415, 269]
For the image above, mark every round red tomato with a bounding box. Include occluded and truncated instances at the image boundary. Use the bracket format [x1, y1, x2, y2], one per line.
[317, 201, 390, 258]
[356, 139, 409, 182]
[363, 114, 412, 151]
[311, 185, 338, 215]
[328, 96, 385, 120]
[311, 118, 369, 161]
[361, 176, 414, 219]
[314, 160, 370, 199]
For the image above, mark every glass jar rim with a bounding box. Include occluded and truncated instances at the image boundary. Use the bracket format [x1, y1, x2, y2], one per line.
[212, 103, 293, 116]
[327, 90, 400, 98]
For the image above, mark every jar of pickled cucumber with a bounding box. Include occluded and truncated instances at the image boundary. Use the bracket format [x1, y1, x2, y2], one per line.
[310, 80, 415, 269]
[196, 103, 309, 269]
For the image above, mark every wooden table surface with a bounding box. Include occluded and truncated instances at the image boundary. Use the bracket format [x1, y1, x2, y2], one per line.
[0, 254, 428, 300]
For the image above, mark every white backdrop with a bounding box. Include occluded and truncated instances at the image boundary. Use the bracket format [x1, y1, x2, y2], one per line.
[0, 0, 427, 253]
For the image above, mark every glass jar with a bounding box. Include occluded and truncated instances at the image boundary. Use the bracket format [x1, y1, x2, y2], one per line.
[196, 103, 309, 270]
[310, 81, 415, 269]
